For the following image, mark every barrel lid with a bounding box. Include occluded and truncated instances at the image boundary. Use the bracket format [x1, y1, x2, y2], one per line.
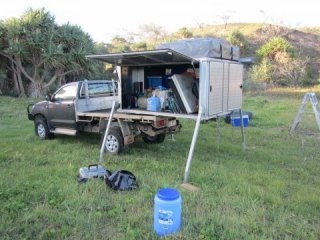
[157, 188, 180, 201]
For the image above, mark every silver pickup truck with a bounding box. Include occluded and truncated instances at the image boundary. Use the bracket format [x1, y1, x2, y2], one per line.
[27, 80, 181, 155]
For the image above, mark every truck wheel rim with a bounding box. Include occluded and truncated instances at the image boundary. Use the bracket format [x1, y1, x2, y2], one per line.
[106, 135, 118, 152]
[37, 124, 46, 138]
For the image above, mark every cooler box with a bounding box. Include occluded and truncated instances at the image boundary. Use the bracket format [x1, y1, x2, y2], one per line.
[231, 115, 249, 127]
[147, 76, 163, 88]
[79, 164, 107, 181]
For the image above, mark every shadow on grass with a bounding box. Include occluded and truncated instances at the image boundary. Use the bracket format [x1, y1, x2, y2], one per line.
[54, 132, 100, 147]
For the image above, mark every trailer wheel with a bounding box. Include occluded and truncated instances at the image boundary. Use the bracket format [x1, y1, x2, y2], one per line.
[34, 116, 54, 140]
[102, 127, 124, 155]
[142, 133, 166, 144]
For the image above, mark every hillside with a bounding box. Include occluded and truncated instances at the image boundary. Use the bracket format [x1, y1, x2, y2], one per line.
[186, 23, 320, 80]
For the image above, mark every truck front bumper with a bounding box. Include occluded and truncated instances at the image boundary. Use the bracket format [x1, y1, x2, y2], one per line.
[27, 104, 35, 120]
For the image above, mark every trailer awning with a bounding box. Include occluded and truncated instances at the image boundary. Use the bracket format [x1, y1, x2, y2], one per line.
[86, 49, 198, 66]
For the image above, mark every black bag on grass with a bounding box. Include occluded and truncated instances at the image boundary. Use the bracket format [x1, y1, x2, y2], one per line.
[105, 170, 138, 191]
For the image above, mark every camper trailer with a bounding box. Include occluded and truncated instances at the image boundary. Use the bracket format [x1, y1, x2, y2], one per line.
[87, 38, 243, 121]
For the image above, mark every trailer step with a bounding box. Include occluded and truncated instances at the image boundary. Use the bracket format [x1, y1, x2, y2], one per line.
[51, 128, 77, 136]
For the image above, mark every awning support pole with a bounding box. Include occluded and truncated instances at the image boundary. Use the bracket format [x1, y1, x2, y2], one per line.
[239, 109, 246, 151]
[183, 106, 203, 183]
[99, 101, 117, 162]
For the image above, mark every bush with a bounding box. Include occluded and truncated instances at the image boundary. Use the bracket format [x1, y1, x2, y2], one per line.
[256, 37, 295, 60]
[227, 30, 249, 55]
[248, 59, 273, 84]
[273, 52, 310, 86]
[250, 37, 312, 87]
[131, 42, 147, 51]
[174, 27, 193, 39]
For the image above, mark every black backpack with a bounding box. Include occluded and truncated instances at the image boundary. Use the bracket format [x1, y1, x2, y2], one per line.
[105, 170, 138, 191]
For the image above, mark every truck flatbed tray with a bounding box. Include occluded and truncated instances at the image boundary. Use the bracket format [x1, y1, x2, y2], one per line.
[77, 109, 198, 120]
[117, 109, 198, 120]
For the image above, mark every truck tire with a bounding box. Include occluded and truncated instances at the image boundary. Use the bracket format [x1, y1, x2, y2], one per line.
[101, 127, 124, 155]
[142, 133, 166, 144]
[34, 116, 54, 140]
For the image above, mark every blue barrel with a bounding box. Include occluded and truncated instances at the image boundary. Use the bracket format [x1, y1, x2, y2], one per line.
[147, 96, 161, 112]
[154, 188, 182, 236]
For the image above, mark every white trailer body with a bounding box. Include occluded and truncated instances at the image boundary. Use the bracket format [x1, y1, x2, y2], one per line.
[87, 50, 243, 120]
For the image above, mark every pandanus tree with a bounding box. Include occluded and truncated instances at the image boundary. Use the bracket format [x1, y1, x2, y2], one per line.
[0, 8, 95, 97]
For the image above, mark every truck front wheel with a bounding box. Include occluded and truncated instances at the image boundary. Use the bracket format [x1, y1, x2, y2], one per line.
[102, 127, 124, 155]
[34, 116, 54, 140]
[142, 133, 166, 144]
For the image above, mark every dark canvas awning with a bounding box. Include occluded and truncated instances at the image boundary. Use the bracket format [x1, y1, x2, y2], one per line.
[86, 49, 198, 66]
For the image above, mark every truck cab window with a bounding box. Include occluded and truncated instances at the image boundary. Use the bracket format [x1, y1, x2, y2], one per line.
[80, 82, 117, 98]
[54, 84, 77, 101]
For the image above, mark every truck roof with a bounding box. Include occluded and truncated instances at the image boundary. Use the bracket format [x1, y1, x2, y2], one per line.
[78, 80, 113, 83]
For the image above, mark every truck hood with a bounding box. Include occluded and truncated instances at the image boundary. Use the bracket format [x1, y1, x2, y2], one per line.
[31, 100, 48, 114]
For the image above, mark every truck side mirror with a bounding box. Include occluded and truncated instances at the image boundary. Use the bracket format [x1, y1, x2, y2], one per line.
[45, 94, 52, 102]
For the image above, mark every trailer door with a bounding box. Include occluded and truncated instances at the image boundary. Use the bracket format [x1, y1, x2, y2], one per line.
[208, 61, 224, 116]
[227, 63, 243, 111]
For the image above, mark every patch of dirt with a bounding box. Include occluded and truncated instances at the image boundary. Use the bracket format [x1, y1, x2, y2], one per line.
[293, 129, 320, 139]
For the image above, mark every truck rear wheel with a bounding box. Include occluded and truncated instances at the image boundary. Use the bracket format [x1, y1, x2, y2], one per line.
[34, 116, 54, 140]
[101, 127, 124, 155]
[142, 133, 166, 144]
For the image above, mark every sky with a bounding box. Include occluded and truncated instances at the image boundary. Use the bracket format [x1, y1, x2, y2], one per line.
[0, 0, 319, 42]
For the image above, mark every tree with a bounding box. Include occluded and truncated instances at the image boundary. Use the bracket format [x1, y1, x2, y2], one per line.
[174, 27, 193, 39]
[109, 35, 131, 53]
[0, 22, 12, 95]
[256, 37, 295, 60]
[250, 37, 310, 86]
[94, 42, 112, 54]
[131, 41, 147, 51]
[138, 24, 168, 44]
[219, 10, 235, 30]
[227, 30, 249, 55]
[0, 8, 95, 97]
[50, 23, 95, 86]
[0, 20, 26, 96]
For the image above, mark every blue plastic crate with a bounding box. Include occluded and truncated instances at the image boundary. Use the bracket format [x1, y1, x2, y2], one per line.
[147, 76, 162, 88]
[231, 115, 249, 127]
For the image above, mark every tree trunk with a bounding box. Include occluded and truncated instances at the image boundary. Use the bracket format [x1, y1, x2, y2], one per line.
[11, 59, 26, 96]
[14, 57, 43, 97]
[12, 70, 20, 95]
[16, 67, 26, 97]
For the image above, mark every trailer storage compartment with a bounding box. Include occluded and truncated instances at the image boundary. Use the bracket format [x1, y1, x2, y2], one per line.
[119, 63, 200, 115]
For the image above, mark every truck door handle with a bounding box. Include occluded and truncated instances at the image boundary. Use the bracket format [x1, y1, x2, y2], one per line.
[210, 85, 212, 92]
[67, 104, 72, 108]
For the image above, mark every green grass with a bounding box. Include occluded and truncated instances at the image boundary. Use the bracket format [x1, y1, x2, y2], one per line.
[1, 91, 320, 239]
